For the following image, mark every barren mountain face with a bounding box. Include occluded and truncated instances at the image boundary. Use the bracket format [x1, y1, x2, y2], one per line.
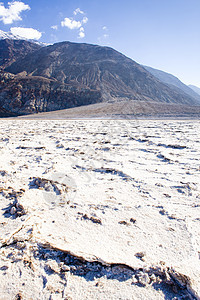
[0, 39, 200, 116]
[0, 39, 41, 69]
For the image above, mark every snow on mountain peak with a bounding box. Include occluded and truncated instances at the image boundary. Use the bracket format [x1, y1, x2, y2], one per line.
[0, 30, 48, 46]
[0, 29, 21, 40]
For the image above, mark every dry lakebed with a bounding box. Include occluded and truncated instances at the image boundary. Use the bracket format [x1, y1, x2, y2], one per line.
[0, 119, 199, 299]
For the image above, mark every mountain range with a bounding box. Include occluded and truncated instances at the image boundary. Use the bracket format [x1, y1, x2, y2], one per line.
[0, 31, 200, 117]
[143, 66, 200, 103]
[188, 84, 200, 96]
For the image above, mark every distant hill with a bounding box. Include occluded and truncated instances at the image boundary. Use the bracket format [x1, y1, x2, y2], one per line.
[0, 35, 200, 116]
[188, 85, 200, 96]
[144, 65, 200, 103]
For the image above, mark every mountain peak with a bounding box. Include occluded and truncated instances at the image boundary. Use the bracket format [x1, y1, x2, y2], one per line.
[0, 29, 21, 40]
[0, 30, 48, 47]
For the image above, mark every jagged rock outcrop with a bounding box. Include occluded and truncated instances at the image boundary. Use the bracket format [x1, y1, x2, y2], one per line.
[0, 71, 102, 115]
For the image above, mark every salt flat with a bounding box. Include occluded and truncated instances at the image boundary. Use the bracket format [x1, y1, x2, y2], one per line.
[0, 119, 200, 299]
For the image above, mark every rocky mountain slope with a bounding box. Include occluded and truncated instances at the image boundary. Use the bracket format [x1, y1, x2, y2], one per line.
[0, 39, 41, 69]
[144, 65, 200, 103]
[7, 41, 200, 105]
[0, 71, 101, 116]
[0, 38, 200, 116]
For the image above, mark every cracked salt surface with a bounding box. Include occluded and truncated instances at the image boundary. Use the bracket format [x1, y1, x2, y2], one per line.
[0, 119, 200, 299]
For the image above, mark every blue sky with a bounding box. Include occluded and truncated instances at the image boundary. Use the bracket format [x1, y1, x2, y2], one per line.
[0, 0, 200, 87]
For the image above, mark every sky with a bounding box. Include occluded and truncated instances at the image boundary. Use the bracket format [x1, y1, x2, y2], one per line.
[0, 0, 200, 87]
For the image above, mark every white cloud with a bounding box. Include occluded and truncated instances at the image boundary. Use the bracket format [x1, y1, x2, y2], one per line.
[51, 25, 58, 30]
[98, 26, 109, 44]
[78, 27, 85, 39]
[82, 16, 88, 24]
[61, 17, 81, 29]
[78, 31, 85, 38]
[10, 27, 42, 40]
[61, 13, 88, 39]
[73, 8, 84, 15]
[61, 11, 88, 38]
[0, 1, 30, 24]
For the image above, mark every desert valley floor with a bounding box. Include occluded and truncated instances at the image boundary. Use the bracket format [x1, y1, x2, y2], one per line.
[0, 119, 200, 299]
